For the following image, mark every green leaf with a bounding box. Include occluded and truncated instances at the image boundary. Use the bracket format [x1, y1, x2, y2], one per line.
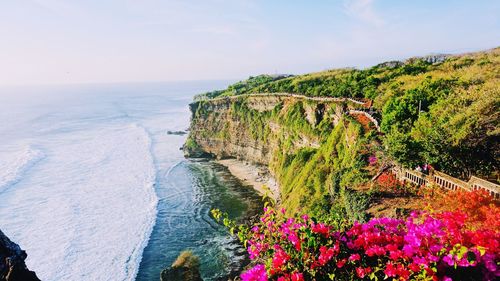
[477, 246, 486, 256]
[456, 245, 468, 259]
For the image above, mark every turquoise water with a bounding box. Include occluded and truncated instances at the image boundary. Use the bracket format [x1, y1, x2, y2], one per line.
[136, 160, 262, 281]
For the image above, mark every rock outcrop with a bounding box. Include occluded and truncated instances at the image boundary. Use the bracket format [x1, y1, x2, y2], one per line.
[160, 251, 203, 281]
[0, 230, 40, 281]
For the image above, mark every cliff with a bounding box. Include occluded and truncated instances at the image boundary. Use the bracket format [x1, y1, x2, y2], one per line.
[0, 230, 40, 281]
[185, 94, 378, 216]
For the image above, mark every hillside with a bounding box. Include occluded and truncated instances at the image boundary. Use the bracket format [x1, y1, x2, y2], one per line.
[194, 48, 500, 181]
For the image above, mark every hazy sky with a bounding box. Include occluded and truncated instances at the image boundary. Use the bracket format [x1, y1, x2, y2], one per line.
[0, 0, 499, 85]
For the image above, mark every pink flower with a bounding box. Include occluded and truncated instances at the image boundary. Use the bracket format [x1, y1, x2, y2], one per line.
[318, 246, 336, 266]
[368, 155, 377, 165]
[384, 262, 397, 277]
[336, 258, 347, 268]
[242, 206, 500, 281]
[311, 223, 330, 237]
[288, 232, 302, 251]
[443, 255, 454, 266]
[355, 267, 372, 278]
[272, 245, 290, 270]
[247, 241, 267, 260]
[241, 264, 268, 281]
[291, 272, 304, 281]
[349, 253, 361, 262]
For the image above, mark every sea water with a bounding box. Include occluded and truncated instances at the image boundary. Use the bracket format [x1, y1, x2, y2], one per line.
[0, 82, 261, 281]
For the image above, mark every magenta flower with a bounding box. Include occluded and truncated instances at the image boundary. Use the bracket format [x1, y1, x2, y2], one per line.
[241, 264, 268, 281]
[348, 253, 361, 262]
[368, 155, 377, 165]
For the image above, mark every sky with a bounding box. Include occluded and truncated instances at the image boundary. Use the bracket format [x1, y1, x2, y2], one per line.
[0, 0, 499, 85]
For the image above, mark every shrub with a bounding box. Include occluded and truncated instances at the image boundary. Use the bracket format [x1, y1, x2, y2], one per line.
[374, 172, 418, 196]
[213, 190, 500, 281]
[420, 189, 500, 232]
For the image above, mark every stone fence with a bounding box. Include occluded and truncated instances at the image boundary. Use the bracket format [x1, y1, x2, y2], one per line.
[392, 166, 500, 199]
[197, 93, 371, 107]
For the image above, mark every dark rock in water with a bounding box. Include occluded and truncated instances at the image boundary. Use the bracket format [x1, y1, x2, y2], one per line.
[161, 267, 203, 281]
[160, 251, 203, 281]
[167, 130, 187, 135]
[0, 230, 40, 281]
[182, 143, 214, 159]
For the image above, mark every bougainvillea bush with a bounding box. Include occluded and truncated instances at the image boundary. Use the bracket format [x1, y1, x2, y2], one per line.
[212, 191, 499, 280]
[374, 172, 418, 196]
[420, 189, 500, 232]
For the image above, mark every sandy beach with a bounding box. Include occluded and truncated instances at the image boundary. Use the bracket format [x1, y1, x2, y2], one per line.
[216, 159, 280, 203]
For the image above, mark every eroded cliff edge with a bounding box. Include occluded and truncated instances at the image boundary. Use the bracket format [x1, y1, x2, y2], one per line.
[0, 230, 40, 281]
[184, 94, 376, 215]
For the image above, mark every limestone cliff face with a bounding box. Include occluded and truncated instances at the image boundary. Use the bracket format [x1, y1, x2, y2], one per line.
[185, 95, 342, 165]
[188, 95, 356, 203]
[0, 230, 40, 281]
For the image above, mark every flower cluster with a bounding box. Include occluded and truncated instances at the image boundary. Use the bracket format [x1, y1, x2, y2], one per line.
[352, 113, 376, 132]
[238, 206, 499, 281]
[421, 189, 500, 232]
[368, 155, 377, 166]
[375, 172, 417, 196]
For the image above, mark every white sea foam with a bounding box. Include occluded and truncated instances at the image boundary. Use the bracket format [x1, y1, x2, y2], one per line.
[0, 124, 158, 281]
[0, 146, 45, 194]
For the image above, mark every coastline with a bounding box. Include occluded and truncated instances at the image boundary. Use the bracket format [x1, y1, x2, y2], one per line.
[215, 159, 280, 203]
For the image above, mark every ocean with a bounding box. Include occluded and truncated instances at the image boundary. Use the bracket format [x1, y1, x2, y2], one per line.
[0, 82, 261, 280]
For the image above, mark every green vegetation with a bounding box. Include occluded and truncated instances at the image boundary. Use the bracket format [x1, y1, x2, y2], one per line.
[194, 48, 500, 180]
[184, 137, 200, 152]
[272, 115, 371, 217]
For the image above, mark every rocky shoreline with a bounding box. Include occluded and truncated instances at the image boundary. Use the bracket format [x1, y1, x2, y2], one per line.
[0, 230, 40, 281]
